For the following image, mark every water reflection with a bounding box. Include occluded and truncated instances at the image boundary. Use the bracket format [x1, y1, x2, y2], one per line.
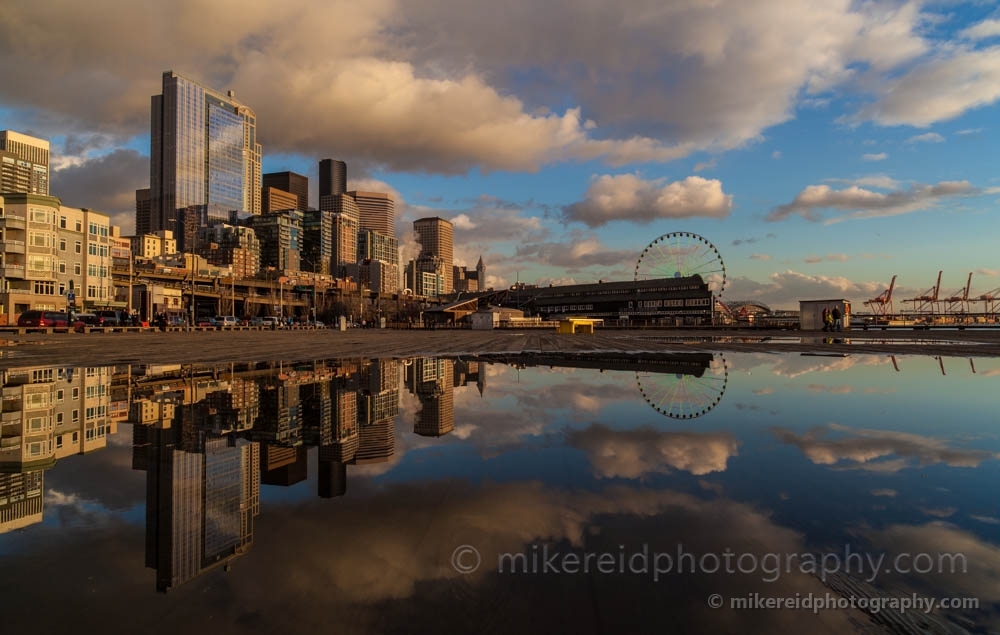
[1, 353, 998, 632]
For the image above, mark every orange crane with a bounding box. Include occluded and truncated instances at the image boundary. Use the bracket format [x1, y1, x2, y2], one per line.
[943, 272, 973, 315]
[864, 275, 896, 318]
[906, 271, 942, 314]
[978, 287, 1000, 318]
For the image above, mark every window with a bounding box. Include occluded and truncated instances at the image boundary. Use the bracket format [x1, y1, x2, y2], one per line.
[75, 221, 82, 232]
[56, 412, 63, 423]
[56, 389, 64, 401]
[59, 239, 66, 251]
[60, 216, 67, 229]
[74, 263, 81, 275]
[72, 409, 79, 423]
[56, 436, 63, 449]
[58, 261, 66, 274]
[72, 431, 78, 442]
[75, 241, 82, 254]
[89, 222, 98, 235]
[33, 281, 55, 295]
[72, 387, 79, 400]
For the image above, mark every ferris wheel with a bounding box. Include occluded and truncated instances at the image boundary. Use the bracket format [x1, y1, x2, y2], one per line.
[635, 232, 726, 294]
[635, 354, 729, 419]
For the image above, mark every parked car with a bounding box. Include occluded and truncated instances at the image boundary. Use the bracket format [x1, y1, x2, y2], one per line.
[214, 316, 239, 327]
[95, 310, 127, 326]
[261, 316, 282, 329]
[248, 317, 265, 327]
[72, 313, 104, 332]
[196, 317, 217, 327]
[18, 310, 71, 327]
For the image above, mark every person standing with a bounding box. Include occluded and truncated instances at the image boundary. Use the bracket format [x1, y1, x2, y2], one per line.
[832, 306, 843, 332]
[821, 307, 830, 332]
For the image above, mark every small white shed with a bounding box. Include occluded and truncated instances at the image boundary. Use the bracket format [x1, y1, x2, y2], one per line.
[799, 299, 851, 331]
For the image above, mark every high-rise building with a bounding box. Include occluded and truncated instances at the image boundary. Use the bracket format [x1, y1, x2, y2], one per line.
[195, 224, 260, 278]
[348, 191, 394, 236]
[149, 71, 262, 250]
[412, 217, 454, 295]
[318, 159, 347, 198]
[301, 209, 333, 274]
[0, 130, 49, 195]
[261, 186, 298, 214]
[262, 172, 308, 211]
[135, 188, 152, 236]
[246, 210, 301, 273]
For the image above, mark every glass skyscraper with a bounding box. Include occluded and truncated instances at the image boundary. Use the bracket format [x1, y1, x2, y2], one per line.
[149, 71, 262, 251]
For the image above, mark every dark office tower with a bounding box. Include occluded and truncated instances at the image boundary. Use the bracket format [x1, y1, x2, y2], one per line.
[262, 171, 308, 210]
[150, 71, 262, 246]
[319, 159, 347, 198]
[260, 445, 308, 486]
[136, 188, 152, 236]
[318, 459, 347, 498]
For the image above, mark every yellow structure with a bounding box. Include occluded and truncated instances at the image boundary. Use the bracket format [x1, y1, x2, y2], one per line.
[557, 317, 602, 334]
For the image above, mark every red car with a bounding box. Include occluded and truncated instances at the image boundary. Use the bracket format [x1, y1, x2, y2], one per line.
[17, 310, 71, 327]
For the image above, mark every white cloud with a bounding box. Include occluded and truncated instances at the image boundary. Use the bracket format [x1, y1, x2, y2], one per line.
[906, 132, 945, 143]
[856, 46, 1000, 127]
[725, 270, 883, 309]
[772, 422, 998, 472]
[749, 253, 771, 261]
[566, 424, 739, 478]
[693, 158, 717, 172]
[767, 180, 979, 223]
[562, 174, 732, 227]
[959, 18, 1000, 41]
[862, 152, 888, 161]
[771, 150, 782, 159]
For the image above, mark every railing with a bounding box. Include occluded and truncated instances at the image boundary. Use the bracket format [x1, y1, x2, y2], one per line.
[0, 216, 27, 229]
[0, 239, 25, 253]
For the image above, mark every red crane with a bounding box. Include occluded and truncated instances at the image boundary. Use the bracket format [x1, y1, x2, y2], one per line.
[906, 271, 942, 314]
[943, 272, 973, 315]
[864, 275, 896, 318]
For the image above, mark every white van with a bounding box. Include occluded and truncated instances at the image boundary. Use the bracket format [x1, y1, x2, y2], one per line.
[215, 316, 239, 326]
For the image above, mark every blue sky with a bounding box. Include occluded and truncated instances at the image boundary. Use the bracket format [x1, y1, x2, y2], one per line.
[1, 0, 999, 308]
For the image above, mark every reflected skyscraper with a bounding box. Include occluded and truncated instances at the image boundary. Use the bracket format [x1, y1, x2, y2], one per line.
[142, 424, 260, 593]
[149, 71, 262, 251]
[411, 358, 455, 437]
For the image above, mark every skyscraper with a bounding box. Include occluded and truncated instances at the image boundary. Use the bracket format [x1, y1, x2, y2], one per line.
[348, 191, 394, 236]
[0, 130, 49, 195]
[318, 159, 346, 198]
[413, 217, 454, 294]
[262, 171, 308, 210]
[135, 188, 152, 236]
[149, 71, 262, 250]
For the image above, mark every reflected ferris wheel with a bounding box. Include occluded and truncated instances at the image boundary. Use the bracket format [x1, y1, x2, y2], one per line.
[635, 354, 729, 419]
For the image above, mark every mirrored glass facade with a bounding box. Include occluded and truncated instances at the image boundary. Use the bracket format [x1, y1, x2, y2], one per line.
[149, 72, 262, 251]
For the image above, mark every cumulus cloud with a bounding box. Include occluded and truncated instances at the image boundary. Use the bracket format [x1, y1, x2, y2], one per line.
[725, 270, 884, 310]
[862, 152, 888, 161]
[3, 0, 984, 178]
[49, 149, 149, 234]
[906, 132, 944, 144]
[511, 235, 634, 272]
[562, 174, 732, 227]
[772, 423, 999, 472]
[566, 424, 739, 478]
[855, 46, 1000, 127]
[766, 180, 979, 223]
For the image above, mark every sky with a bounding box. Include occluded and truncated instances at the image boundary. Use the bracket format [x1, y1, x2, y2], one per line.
[1, 0, 999, 309]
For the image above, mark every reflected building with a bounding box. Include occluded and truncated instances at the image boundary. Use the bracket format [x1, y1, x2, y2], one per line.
[0, 365, 114, 532]
[141, 422, 260, 593]
[410, 358, 455, 437]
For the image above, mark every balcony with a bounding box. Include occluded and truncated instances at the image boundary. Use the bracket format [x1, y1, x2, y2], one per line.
[0, 239, 25, 254]
[0, 263, 25, 278]
[0, 216, 27, 229]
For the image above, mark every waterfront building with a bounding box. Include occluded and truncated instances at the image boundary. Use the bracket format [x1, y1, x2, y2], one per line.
[149, 71, 262, 250]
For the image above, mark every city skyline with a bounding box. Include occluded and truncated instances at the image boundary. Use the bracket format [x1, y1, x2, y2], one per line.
[1, 2, 999, 308]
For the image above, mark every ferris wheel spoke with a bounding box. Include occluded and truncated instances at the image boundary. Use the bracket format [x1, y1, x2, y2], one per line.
[636, 354, 728, 419]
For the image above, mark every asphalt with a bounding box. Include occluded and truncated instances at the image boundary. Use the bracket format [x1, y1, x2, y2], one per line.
[2, 327, 1000, 368]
